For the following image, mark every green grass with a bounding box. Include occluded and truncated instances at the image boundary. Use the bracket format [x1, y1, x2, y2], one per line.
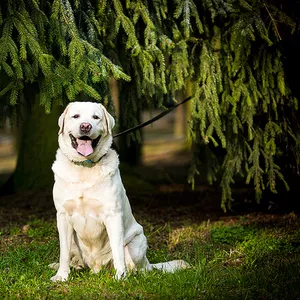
[0, 213, 300, 299]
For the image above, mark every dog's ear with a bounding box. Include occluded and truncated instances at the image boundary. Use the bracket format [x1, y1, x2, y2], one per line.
[102, 106, 115, 135]
[58, 103, 73, 135]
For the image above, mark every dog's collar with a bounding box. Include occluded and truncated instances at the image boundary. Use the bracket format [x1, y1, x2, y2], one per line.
[72, 159, 97, 168]
[71, 154, 106, 168]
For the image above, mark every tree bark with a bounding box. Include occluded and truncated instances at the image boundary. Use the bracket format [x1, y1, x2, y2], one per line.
[117, 83, 142, 166]
[11, 98, 63, 192]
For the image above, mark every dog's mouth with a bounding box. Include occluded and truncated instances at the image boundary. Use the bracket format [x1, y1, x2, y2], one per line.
[69, 134, 101, 157]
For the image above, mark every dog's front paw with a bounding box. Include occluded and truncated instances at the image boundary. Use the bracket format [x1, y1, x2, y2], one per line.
[50, 270, 69, 282]
[114, 269, 127, 280]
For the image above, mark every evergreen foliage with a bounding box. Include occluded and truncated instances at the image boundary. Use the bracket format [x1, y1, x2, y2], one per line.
[0, 0, 298, 209]
[0, 0, 129, 120]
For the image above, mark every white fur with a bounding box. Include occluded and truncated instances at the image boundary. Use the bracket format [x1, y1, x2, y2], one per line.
[50, 102, 187, 282]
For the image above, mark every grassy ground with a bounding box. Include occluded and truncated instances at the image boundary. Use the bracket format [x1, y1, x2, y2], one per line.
[0, 187, 299, 300]
[1, 100, 299, 299]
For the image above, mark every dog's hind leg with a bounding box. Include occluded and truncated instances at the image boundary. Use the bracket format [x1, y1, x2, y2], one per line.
[124, 232, 189, 273]
[70, 231, 85, 270]
[124, 233, 151, 271]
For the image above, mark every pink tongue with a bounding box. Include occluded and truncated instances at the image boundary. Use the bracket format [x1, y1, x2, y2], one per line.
[76, 139, 93, 157]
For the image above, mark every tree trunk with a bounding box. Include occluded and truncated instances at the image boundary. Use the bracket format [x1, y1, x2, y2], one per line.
[12, 98, 63, 192]
[174, 91, 187, 138]
[117, 83, 142, 166]
[117, 133, 142, 166]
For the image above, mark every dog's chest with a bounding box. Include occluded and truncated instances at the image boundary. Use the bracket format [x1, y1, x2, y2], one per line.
[61, 179, 119, 227]
[63, 195, 109, 240]
[63, 196, 103, 219]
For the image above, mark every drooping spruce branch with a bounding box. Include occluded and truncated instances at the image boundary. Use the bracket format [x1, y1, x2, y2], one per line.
[0, 0, 129, 118]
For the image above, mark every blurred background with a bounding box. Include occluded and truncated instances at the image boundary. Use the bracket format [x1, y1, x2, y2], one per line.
[0, 97, 191, 190]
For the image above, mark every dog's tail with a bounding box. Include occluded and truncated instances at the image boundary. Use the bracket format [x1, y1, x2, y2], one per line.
[148, 259, 189, 273]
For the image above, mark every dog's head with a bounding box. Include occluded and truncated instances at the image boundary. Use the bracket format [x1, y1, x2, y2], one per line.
[58, 102, 115, 161]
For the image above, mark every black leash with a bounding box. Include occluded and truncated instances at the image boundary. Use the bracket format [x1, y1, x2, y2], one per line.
[113, 95, 192, 138]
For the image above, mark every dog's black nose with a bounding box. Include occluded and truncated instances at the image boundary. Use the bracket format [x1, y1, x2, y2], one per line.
[80, 122, 92, 133]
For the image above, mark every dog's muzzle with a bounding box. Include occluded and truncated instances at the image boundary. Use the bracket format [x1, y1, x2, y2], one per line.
[69, 134, 101, 157]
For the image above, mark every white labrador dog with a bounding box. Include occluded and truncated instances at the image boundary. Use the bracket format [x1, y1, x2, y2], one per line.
[50, 102, 187, 282]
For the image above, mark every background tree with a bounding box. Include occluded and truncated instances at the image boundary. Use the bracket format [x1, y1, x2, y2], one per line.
[0, 0, 130, 192]
[0, 0, 299, 210]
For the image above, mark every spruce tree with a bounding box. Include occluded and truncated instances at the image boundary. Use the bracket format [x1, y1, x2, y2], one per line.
[0, 0, 129, 191]
[0, 0, 299, 210]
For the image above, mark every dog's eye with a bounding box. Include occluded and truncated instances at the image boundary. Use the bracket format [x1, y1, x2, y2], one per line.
[93, 115, 100, 120]
[72, 114, 80, 119]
